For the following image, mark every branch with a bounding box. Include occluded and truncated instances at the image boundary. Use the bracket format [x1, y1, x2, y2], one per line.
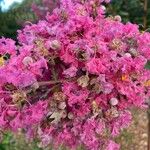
[38, 78, 76, 86]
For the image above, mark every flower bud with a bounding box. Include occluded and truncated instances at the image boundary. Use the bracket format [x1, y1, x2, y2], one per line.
[58, 102, 66, 110]
[68, 112, 74, 119]
[109, 98, 118, 106]
[50, 40, 61, 50]
[101, 6, 106, 11]
[124, 53, 131, 57]
[114, 15, 122, 22]
[22, 56, 33, 66]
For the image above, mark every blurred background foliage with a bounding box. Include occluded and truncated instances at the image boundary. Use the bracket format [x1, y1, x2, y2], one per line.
[107, 0, 150, 26]
[0, 0, 150, 40]
[0, 0, 38, 40]
[0, 132, 42, 150]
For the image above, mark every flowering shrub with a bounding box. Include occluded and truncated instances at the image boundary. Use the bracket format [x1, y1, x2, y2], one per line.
[0, 0, 150, 149]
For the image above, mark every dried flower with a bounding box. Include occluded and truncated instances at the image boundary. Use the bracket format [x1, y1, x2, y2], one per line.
[12, 91, 27, 104]
[53, 92, 66, 102]
[105, 108, 119, 120]
[77, 75, 89, 88]
[90, 78, 102, 93]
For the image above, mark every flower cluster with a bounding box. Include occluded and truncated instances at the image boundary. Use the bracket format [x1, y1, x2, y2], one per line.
[0, 0, 150, 149]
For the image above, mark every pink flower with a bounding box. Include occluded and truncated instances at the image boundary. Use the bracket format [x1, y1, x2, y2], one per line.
[106, 140, 120, 150]
[63, 66, 78, 78]
[86, 58, 107, 75]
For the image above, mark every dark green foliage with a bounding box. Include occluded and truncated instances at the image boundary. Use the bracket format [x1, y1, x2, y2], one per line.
[145, 60, 150, 69]
[0, 0, 36, 40]
[0, 132, 42, 150]
[107, 0, 150, 29]
[0, 10, 21, 40]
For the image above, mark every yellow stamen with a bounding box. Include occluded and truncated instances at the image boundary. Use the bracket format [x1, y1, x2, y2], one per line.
[121, 74, 128, 81]
[92, 101, 97, 108]
[144, 80, 150, 87]
[111, 39, 122, 51]
[0, 57, 5, 67]
[92, 101, 99, 113]
[35, 40, 49, 56]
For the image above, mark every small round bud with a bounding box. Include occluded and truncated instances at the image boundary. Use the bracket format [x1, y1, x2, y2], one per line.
[58, 102, 66, 110]
[68, 112, 74, 119]
[124, 53, 131, 57]
[50, 40, 61, 50]
[101, 6, 106, 11]
[109, 98, 118, 106]
[22, 56, 33, 66]
[114, 15, 122, 22]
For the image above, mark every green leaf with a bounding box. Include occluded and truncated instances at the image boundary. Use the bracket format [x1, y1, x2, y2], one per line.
[145, 60, 150, 69]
